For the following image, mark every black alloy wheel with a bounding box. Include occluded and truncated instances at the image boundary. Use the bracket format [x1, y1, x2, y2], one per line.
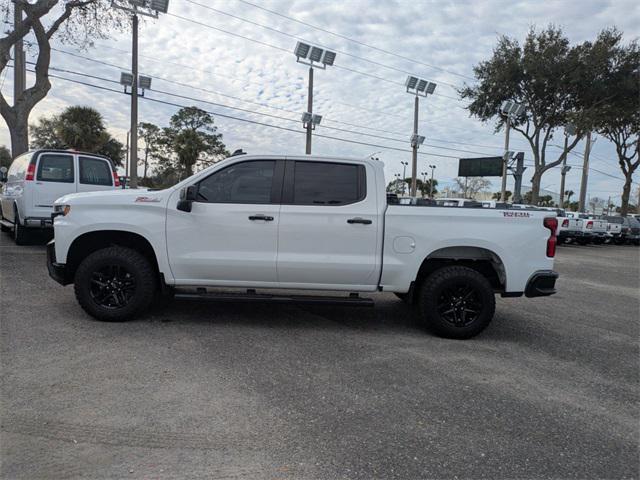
[90, 264, 137, 309]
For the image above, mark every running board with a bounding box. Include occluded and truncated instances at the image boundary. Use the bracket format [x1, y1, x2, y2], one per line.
[174, 289, 374, 307]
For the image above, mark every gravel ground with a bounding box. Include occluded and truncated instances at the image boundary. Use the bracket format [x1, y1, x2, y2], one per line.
[1, 232, 638, 479]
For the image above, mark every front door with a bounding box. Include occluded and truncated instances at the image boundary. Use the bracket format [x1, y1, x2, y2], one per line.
[166, 159, 283, 286]
[276, 160, 381, 289]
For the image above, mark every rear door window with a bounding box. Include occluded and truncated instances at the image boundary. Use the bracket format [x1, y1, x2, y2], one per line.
[290, 161, 365, 205]
[79, 156, 113, 186]
[36, 154, 74, 183]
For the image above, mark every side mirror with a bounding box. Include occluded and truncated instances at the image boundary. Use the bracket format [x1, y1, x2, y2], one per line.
[177, 185, 197, 212]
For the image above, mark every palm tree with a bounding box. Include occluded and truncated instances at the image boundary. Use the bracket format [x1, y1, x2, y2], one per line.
[565, 190, 574, 204]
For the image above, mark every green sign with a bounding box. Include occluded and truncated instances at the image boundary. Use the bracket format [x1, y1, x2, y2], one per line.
[458, 157, 504, 177]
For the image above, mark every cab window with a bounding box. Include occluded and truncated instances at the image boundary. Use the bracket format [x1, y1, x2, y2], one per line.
[197, 160, 276, 204]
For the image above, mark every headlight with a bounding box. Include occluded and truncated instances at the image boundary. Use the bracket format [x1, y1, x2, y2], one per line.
[53, 204, 71, 216]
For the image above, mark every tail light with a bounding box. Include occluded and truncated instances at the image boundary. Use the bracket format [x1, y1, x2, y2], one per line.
[25, 163, 36, 181]
[586, 221, 593, 229]
[544, 217, 558, 258]
[112, 169, 120, 187]
[562, 219, 569, 227]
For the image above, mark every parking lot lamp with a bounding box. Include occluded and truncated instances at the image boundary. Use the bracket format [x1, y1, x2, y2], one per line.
[112, 0, 170, 188]
[405, 76, 436, 196]
[400, 161, 409, 195]
[559, 123, 576, 208]
[294, 42, 336, 154]
[499, 100, 526, 201]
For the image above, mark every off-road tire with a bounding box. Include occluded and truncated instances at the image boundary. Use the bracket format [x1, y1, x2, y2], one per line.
[417, 266, 495, 339]
[74, 246, 156, 322]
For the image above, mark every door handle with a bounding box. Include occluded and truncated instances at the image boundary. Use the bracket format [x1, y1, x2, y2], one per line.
[347, 217, 372, 225]
[248, 214, 274, 221]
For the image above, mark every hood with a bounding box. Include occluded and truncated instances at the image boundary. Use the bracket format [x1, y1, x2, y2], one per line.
[55, 188, 170, 206]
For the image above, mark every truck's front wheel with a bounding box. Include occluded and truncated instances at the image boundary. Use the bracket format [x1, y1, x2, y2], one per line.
[418, 266, 495, 339]
[74, 246, 156, 322]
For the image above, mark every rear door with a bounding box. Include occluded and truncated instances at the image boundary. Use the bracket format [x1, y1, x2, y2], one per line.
[276, 159, 381, 289]
[32, 152, 76, 216]
[77, 155, 115, 193]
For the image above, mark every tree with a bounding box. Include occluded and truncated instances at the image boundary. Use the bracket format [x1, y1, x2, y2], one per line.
[0, 1, 128, 157]
[460, 27, 619, 203]
[590, 38, 639, 216]
[565, 190, 575, 204]
[454, 177, 490, 198]
[492, 190, 512, 201]
[138, 122, 162, 179]
[538, 195, 554, 207]
[420, 178, 438, 197]
[0, 145, 11, 169]
[387, 178, 406, 194]
[589, 196, 606, 212]
[30, 106, 124, 165]
[158, 107, 228, 179]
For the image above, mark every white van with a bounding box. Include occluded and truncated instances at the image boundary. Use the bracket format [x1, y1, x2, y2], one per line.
[0, 149, 119, 244]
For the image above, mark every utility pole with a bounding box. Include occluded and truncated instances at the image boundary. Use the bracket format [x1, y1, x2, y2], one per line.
[129, 13, 139, 189]
[578, 132, 592, 212]
[410, 95, 419, 196]
[305, 66, 313, 154]
[500, 117, 510, 201]
[559, 134, 569, 209]
[429, 164, 436, 199]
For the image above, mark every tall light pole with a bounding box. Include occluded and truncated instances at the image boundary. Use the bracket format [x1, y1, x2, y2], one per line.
[429, 164, 436, 199]
[401, 161, 408, 195]
[559, 123, 576, 208]
[294, 42, 336, 154]
[405, 76, 436, 197]
[112, 0, 169, 188]
[499, 100, 526, 201]
[394, 173, 402, 194]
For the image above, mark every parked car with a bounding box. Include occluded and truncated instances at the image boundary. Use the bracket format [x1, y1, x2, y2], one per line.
[47, 155, 559, 339]
[555, 209, 584, 244]
[566, 212, 607, 244]
[624, 216, 640, 245]
[0, 149, 120, 244]
[602, 216, 624, 244]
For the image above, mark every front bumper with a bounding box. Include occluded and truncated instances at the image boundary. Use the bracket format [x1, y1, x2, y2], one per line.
[525, 270, 558, 298]
[47, 240, 70, 285]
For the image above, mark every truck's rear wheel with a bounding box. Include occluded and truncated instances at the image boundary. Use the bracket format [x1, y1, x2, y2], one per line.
[74, 246, 156, 322]
[417, 266, 495, 339]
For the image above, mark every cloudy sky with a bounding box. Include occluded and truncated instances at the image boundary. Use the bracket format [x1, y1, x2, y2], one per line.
[1, 0, 639, 203]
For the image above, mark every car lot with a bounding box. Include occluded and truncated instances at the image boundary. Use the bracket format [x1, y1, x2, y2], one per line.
[1, 233, 638, 479]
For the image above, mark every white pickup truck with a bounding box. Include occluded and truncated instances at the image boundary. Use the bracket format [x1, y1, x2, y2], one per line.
[566, 212, 608, 244]
[47, 155, 558, 339]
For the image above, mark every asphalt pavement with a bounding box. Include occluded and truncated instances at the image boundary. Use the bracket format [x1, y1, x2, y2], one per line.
[1, 232, 638, 479]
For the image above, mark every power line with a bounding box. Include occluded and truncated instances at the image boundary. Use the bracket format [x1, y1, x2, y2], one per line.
[49, 48, 501, 153]
[166, 11, 464, 103]
[233, 0, 476, 82]
[184, 0, 462, 90]
[38, 62, 495, 157]
[14, 64, 465, 160]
